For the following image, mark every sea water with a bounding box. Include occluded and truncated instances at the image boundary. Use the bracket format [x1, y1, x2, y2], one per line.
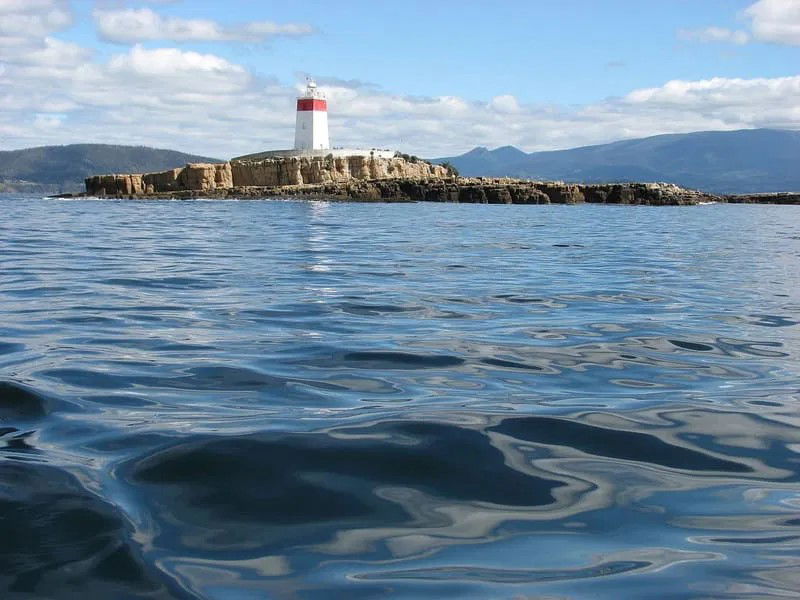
[1, 195, 799, 598]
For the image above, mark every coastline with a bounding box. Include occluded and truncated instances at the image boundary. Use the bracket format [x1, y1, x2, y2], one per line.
[723, 192, 800, 205]
[56, 176, 800, 206]
[73, 155, 800, 206]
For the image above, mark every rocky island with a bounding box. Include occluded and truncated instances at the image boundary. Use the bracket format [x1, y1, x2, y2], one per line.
[83, 154, 721, 205]
[78, 80, 796, 206]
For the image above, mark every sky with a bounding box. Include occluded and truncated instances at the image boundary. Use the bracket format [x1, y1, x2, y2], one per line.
[1, 0, 799, 158]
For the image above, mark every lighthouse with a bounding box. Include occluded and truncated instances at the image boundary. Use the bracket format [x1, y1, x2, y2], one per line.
[294, 79, 329, 151]
[232, 77, 396, 161]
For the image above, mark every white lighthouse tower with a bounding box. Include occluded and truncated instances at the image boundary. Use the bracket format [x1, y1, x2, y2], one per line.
[232, 77, 396, 161]
[294, 79, 329, 151]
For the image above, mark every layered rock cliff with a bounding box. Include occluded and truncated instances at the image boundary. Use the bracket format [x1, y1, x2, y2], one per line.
[85, 163, 233, 196]
[83, 177, 715, 205]
[231, 155, 446, 187]
[83, 155, 719, 205]
[85, 156, 446, 196]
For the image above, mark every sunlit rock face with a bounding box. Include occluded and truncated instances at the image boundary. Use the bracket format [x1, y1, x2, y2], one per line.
[231, 155, 447, 187]
[85, 157, 447, 195]
[84, 158, 721, 206]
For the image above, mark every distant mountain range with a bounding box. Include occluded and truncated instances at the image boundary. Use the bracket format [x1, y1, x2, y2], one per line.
[434, 129, 800, 194]
[2, 129, 798, 196]
[0, 144, 222, 194]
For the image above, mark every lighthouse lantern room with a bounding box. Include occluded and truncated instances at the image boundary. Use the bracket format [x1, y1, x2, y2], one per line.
[294, 79, 330, 151]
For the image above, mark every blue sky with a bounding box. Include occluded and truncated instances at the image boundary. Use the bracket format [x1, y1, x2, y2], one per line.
[1, 0, 799, 157]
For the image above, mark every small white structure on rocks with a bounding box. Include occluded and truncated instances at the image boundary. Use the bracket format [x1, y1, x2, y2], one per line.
[232, 77, 395, 161]
[294, 79, 329, 151]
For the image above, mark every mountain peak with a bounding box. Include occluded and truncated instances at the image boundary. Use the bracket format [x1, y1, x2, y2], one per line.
[490, 145, 528, 159]
[434, 128, 800, 194]
[463, 146, 490, 156]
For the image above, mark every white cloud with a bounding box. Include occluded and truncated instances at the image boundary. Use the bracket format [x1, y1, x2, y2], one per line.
[489, 95, 522, 114]
[108, 45, 246, 78]
[0, 2, 798, 159]
[3, 40, 800, 158]
[621, 76, 800, 132]
[625, 75, 800, 105]
[677, 27, 750, 45]
[745, 0, 800, 45]
[679, 0, 800, 46]
[0, 0, 71, 50]
[16, 37, 92, 67]
[94, 7, 314, 44]
[102, 45, 252, 98]
[0, 0, 70, 25]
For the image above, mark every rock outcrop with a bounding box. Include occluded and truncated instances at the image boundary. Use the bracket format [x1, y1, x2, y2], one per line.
[231, 155, 445, 187]
[83, 156, 719, 206]
[579, 182, 716, 205]
[724, 193, 800, 204]
[109, 178, 715, 205]
[88, 173, 145, 196]
[85, 163, 233, 196]
[86, 156, 445, 196]
[288, 178, 712, 205]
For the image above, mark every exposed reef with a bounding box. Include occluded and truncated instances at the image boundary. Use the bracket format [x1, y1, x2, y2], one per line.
[723, 193, 800, 205]
[243, 179, 714, 206]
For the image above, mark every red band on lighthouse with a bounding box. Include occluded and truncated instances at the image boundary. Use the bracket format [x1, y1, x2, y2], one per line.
[297, 98, 327, 112]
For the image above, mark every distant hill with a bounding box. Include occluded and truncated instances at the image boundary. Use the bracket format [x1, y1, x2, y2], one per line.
[0, 144, 222, 194]
[434, 129, 800, 194]
[444, 145, 528, 176]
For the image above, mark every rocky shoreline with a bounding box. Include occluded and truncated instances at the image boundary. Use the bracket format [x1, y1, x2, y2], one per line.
[82, 176, 722, 206]
[80, 156, 724, 205]
[196, 178, 716, 205]
[723, 192, 800, 205]
[79, 178, 716, 204]
[76, 156, 799, 205]
[65, 177, 800, 205]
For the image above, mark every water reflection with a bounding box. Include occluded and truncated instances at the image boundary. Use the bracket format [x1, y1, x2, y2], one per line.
[0, 198, 799, 597]
[108, 403, 800, 596]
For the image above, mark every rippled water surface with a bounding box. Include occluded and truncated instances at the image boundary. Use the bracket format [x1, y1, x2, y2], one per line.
[2, 195, 800, 598]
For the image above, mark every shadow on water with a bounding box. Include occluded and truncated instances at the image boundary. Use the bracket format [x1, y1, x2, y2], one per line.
[0, 461, 178, 598]
[124, 421, 562, 553]
[0, 381, 51, 420]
